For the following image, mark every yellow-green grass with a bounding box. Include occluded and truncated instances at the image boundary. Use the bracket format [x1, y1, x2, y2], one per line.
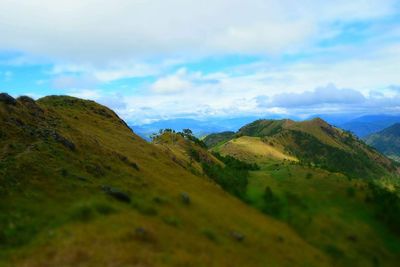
[0, 96, 330, 267]
[214, 136, 297, 163]
[246, 161, 400, 267]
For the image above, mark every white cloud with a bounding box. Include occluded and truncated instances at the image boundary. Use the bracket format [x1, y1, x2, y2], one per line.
[151, 69, 193, 94]
[50, 62, 163, 82]
[271, 84, 366, 108]
[0, 0, 396, 64]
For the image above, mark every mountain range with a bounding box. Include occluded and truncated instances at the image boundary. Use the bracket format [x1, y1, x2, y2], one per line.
[131, 114, 400, 141]
[338, 115, 400, 137]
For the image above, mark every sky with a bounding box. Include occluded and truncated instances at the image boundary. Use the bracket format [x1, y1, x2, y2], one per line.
[1, 0, 400, 124]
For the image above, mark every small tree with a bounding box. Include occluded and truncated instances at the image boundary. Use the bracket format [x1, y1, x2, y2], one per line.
[182, 128, 193, 137]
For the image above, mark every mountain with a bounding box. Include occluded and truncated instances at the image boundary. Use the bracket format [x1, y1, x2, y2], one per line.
[339, 115, 400, 137]
[1, 93, 334, 267]
[365, 123, 400, 161]
[208, 118, 398, 178]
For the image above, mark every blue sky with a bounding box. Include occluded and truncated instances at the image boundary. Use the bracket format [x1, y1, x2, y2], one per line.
[1, 0, 400, 124]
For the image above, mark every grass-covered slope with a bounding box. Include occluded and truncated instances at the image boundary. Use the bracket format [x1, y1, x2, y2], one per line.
[1, 94, 333, 267]
[214, 136, 297, 163]
[365, 123, 400, 161]
[245, 161, 400, 267]
[211, 118, 398, 178]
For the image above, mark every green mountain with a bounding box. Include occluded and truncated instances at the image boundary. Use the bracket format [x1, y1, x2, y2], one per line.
[1, 94, 400, 267]
[365, 123, 400, 161]
[209, 118, 398, 179]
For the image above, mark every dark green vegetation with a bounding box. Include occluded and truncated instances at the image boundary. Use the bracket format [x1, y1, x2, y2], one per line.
[365, 123, 400, 161]
[203, 131, 235, 147]
[367, 178, 400, 235]
[287, 130, 389, 178]
[200, 152, 258, 199]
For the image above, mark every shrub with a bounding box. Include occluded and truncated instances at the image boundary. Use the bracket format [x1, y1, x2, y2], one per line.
[70, 204, 95, 222]
[131, 200, 158, 216]
[324, 244, 345, 259]
[201, 153, 259, 199]
[262, 186, 283, 217]
[201, 228, 218, 242]
[163, 216, 181, 227]
[94, 202, 116, 215]
[202, 162, 248, 198]
[346, 186, 356, 197]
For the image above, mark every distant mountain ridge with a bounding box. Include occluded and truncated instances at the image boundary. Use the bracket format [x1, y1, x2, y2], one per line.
[131, 113, 400, 140]
[364, 123, 400, 161]
[338, 114, 400, 137]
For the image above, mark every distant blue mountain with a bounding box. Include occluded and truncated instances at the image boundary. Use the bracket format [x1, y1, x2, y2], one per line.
[338, 114, 400, 137]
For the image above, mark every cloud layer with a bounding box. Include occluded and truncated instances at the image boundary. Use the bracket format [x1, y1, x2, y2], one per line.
[0, 0, 397, 63]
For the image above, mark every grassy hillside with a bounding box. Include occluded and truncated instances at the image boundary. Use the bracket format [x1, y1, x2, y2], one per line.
[210, 118, 398, 178]
[365, 123, 400, 161]
[1, 94, 337, 267]
[245, 162, 400, 267]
